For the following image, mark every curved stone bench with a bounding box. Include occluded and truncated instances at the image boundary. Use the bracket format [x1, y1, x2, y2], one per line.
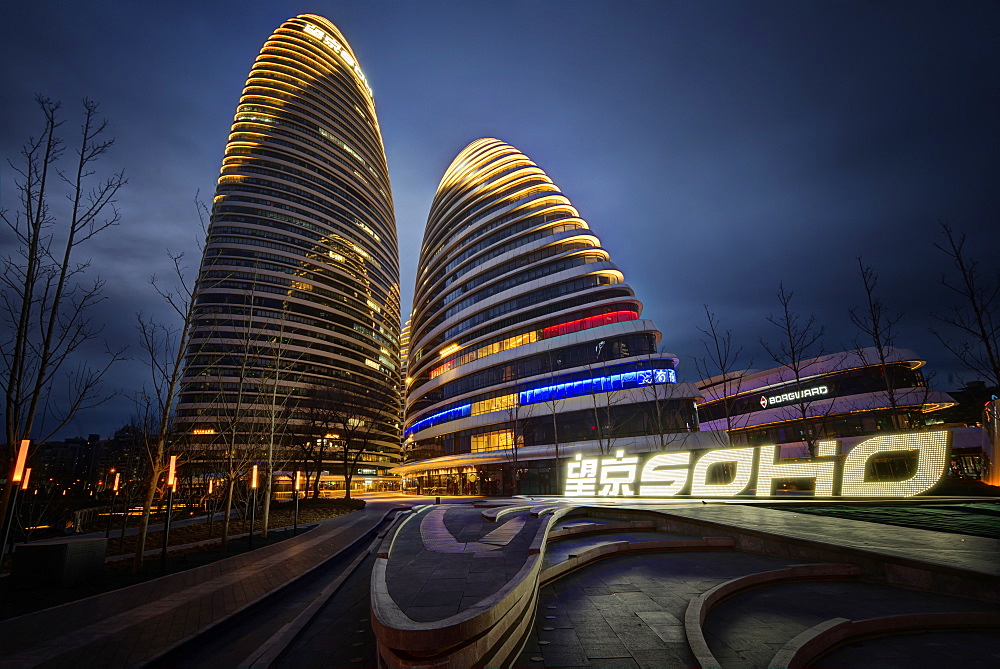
[529, 504, 564, 518]
[770, 611, 1000, 669]
[481, 504, 535, 522]
[548, 519, 656, 540]
[684, 563, 863, 669]
[541, 536, 734, 586]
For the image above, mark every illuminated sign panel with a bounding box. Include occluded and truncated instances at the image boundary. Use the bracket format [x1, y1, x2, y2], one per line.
[760, 385, 829, 409]
[564, 432, 950, 498]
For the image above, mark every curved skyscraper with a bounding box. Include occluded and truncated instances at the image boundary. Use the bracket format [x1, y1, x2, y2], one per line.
[177, 15, 401, 485]
[400, 139, 703, 495]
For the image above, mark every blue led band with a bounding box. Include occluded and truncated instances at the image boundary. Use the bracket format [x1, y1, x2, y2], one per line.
[519, 368, 676, 405]
[404, 368, 676, 438]
[404, 403, 472, 437]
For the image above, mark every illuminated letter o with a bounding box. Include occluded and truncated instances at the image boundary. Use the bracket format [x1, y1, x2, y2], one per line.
[841, 432, 949, 497]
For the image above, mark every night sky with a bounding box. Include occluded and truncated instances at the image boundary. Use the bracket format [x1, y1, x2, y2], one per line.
[2, 1, 997, 439]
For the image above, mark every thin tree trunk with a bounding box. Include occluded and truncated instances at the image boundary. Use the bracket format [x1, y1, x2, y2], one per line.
[221, 477, 235, 553]
[132, 467, 161, 573]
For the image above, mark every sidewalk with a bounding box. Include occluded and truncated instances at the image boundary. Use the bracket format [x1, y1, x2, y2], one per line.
[0, 498, 407, 668]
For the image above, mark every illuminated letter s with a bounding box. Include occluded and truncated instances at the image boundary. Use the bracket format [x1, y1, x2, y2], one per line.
[639, 452, 690, 496]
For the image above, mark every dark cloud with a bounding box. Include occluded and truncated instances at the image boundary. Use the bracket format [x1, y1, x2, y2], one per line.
[2, 0, 996, 438]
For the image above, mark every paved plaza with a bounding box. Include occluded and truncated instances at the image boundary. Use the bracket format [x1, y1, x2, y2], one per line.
[0, 495, 997, 668]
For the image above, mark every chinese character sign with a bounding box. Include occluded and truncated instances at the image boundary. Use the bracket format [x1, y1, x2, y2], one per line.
[561, 432, 950, 498]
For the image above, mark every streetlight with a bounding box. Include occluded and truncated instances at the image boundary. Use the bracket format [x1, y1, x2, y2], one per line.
[160, 455, 177, 574]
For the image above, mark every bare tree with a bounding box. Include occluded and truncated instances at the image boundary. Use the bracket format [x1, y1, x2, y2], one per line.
[760, 284, 828, 456]
[694, 306, 753, 445]
[130, 251, 196, 571]
[0, 97, 126, 544]
[590, 387, 627, 456]
[541, 393, 565, 493]
[300, 384, 393, 501]
[849, 257, 907, 430]
[932, 223, 1000, 389]
[501, 399, 536, 496]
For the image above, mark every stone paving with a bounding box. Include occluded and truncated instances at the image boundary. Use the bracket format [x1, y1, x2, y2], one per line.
[542, 530, 697, 569]
[815, 629, 1000, 668]
[705, 579, 996, 668]
[515, 549, 800, 667]
[3, 496, 997, 668]
[373, 500, 998, 668]
[0, 499, 404, 668]
[275, 552, 379, 668]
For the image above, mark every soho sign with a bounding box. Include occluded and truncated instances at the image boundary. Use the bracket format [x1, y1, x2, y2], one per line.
[564, 432, 949, 498]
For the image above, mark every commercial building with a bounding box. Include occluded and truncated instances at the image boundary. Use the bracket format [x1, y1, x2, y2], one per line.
[175, 15, 402, 486]
[697, 348, 956, 448]
[399, 139, 704, 495]
[697, 349, 998, 483]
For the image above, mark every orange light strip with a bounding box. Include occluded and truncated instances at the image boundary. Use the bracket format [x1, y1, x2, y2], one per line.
[12, 439, 29, 483]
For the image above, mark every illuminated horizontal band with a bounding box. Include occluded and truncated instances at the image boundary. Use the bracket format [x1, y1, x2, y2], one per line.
[520, 368, 676, 405]
[428, 310, 639, 380]
[404, 403, 472, 437]
[541, 310, 638, 338]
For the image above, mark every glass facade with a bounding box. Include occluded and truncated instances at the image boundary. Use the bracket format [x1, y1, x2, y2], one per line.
[402, 139, 699, 493]
[176, 15, 401, 477]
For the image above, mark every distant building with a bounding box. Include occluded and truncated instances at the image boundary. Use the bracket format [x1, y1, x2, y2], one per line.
[36, 434, 101, 487]
[175, 15, 402, 487]
[397, 139, 704, 495]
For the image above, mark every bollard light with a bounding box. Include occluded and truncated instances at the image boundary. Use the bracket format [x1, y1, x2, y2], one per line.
[113, 472, 120, 492]
[208, 478, 214, 494]
[294, 470, 302, 492]
[251, 464, 259, 489]
[167, 455, 177, 489]
[21, 467, 32, 490]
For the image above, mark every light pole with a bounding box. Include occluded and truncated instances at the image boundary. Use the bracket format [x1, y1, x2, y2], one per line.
[293, 470, 302, 536]
[105, 471, 120, 539]
[160, 455, 177, 574]
[207, 478, 215, 536]
[248, 465, 258, 549]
